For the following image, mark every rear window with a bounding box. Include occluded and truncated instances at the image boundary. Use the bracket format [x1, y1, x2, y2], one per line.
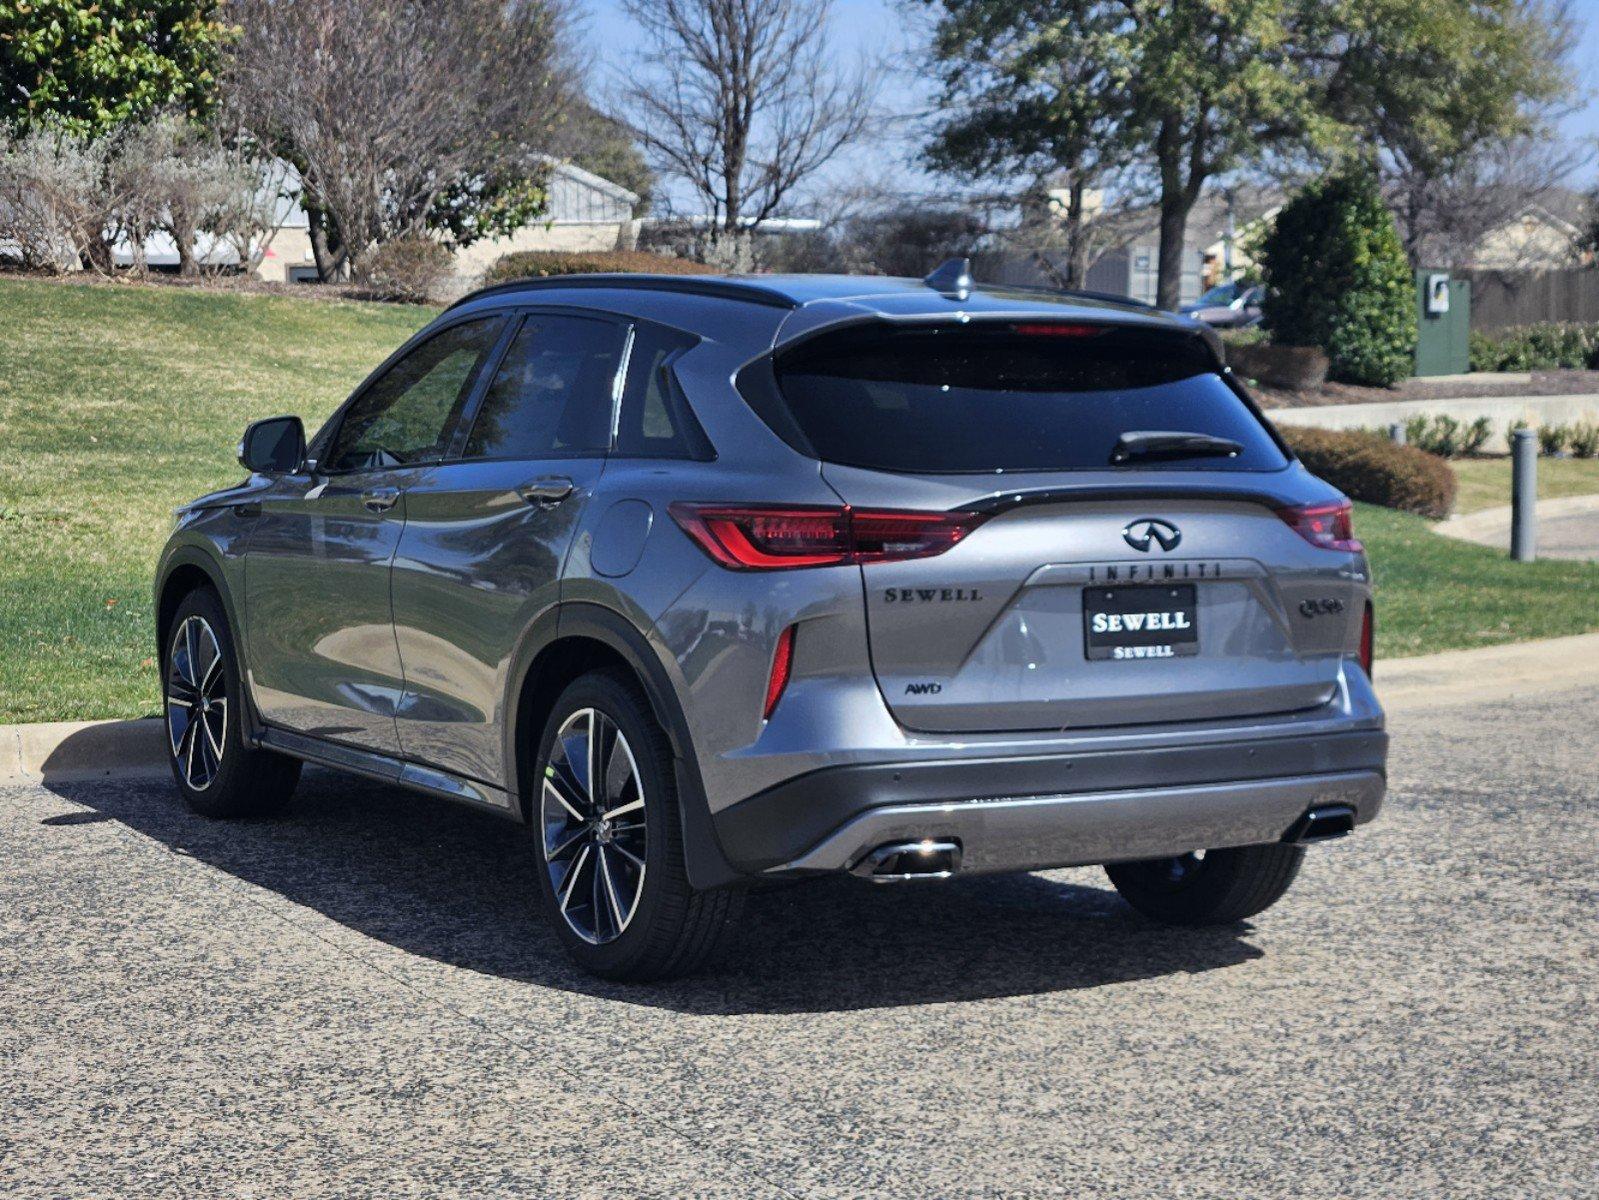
[760, 323, 1287, 474]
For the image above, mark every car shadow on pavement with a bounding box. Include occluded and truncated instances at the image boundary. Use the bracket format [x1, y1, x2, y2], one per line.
[47, 766, 1264, 1015]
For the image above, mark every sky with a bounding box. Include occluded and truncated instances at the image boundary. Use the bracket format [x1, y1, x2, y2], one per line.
[583, 0, 1599, 211]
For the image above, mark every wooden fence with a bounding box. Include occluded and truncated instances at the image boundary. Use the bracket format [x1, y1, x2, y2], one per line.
[1459, 268, 1599, 331]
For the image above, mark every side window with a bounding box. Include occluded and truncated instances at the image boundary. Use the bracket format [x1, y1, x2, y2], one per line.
[325, 318, 500, 472]
[462, 315, 626, 460]
[614, 324, 712, 460]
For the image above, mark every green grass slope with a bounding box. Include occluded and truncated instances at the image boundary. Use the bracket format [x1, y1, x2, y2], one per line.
[0, 278, 430, 721]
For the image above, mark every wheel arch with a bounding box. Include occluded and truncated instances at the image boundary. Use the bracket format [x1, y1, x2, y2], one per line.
[504, 602, 743, 890]
[154, 546, 261, 742]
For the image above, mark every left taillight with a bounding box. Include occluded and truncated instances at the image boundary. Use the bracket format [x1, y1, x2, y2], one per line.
[668, 504, 986, 570]
[1276, 499, 1362, 553]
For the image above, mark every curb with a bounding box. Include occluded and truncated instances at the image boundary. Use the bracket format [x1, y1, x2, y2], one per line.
[4, 633, 1598, 784]
[2, 717, 166, 785]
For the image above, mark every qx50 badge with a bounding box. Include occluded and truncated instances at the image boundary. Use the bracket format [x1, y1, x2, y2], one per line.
[1122, 518, 1182, 553]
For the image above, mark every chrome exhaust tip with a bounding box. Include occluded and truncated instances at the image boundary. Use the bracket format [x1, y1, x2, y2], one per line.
[851, 839, 962, 882]
[1284, 804, 1357, 845]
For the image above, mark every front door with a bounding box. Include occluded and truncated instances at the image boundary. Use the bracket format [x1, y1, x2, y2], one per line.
[244, 315, 505, 754]
[390, 312, 630, 785]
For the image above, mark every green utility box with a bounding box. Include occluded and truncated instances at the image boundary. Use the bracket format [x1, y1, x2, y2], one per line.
[1414, 270, 1471, 376]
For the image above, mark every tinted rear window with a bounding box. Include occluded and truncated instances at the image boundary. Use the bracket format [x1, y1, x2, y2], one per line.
[765, 324, 1287, 474]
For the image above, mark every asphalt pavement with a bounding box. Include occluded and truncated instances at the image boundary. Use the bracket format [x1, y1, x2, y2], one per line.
[3, 685, 1596, 1198]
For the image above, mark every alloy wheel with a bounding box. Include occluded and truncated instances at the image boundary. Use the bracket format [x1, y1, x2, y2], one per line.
[540, 708, 648, 945]
[166, 615, 227, 791]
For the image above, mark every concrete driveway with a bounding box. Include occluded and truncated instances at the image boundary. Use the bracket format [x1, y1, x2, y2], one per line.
[3, 686, 1597, 1198]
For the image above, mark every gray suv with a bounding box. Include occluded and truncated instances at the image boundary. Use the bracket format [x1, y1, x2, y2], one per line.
[154, 266, 1386, 980]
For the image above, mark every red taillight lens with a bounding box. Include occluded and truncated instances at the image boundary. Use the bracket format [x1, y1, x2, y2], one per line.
[1276, 500, 1362, 553]
[669, 504, 986, 570]
[764, 625, 796, 719]
[1359, 602, 1374, 678]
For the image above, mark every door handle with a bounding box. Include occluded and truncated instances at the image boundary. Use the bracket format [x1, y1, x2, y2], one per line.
[518, 476, 575, 507]
[362, 486, 401, 513]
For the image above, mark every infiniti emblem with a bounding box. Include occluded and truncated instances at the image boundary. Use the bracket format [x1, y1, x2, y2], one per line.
[1123, 518, 1182, 553]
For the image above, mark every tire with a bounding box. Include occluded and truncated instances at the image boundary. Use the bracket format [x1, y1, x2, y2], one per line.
[1104, 842, 1304, 926]
[529, 668, 742, 981]
[162, 587, 300, 819]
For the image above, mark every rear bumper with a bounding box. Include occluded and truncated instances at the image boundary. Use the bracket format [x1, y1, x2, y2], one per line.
[712, 729, 1387, 877]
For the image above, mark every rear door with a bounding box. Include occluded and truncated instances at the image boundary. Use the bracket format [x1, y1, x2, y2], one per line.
[389, 311, 630, 786]
[769, 321, 1361, 733]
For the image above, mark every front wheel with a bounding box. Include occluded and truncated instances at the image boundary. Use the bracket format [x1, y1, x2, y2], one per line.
[1105, 843, 1304, 926]
[163, 587, 300, 818]
[530, 669, 742, 981]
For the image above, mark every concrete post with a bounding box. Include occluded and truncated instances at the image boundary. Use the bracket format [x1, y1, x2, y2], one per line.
[1388, 423, 1406, 446]
[1511, 429, 1537, 562]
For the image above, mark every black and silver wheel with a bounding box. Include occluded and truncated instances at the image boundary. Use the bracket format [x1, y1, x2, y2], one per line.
[530, 669, 742, 981]
[162, 587, 300, 819]
[166, 614, 228, 791]
[540, 707, 649, 945]
[1105, 842, 1304, 926]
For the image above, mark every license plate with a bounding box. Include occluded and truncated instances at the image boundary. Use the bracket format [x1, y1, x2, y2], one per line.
[1083, 584, 1199, 661]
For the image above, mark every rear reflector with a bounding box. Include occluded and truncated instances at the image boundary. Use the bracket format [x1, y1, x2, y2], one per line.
[764, 625, 796, 719]
[1276, 499, 1362, 553]
[1359, 602, 1374, 678]
[669, 503, 987, 570]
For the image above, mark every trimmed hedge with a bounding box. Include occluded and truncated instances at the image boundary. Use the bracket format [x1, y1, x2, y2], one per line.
[482, 249, 713, 285]
[1260, 169, 1417, 387]
[1468, 322, 1599, 372]
[1284, 427, 1456, 518]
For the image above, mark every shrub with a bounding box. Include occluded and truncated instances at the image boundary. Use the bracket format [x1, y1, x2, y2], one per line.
[1469, 323, 1599, 372]
[357, 237, 455, 302]
[1569, 422, 1599, 459]
[1283, 427, 1456, 518]
[1225, 342, 1329, 391]
[1397, 414, 1493, 459]
[1220, 325, 1267, 350]
[1537, 423, 1570, 456]
[1260, 168, 1417, 387]
[482, 249, 713, 286]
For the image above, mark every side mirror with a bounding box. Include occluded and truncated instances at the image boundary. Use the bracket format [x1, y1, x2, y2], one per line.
[237, 415, 306, 475]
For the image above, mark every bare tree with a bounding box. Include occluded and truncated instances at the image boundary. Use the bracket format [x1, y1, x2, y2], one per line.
[620, 0, 874, 261]
[224, 0, 579, 278]
[1388, 132, 1593, 268]
[995, 169, 1158, 291]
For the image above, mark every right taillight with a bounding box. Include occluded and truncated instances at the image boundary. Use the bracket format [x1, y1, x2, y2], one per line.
[1276, 499, 1362, 553]
[1359, 601, 1374, 677]
[669, 503, 986, 570]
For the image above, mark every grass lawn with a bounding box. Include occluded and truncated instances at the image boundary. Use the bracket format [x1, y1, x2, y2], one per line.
[0, 277, 1594, 722]
[1450, 455, 1599, 514]
[0, 277, 431, 723]
[1357, 503, 1599, 658]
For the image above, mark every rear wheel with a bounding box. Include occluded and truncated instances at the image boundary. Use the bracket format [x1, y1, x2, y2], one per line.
[1104, 843, 1304, 926]
[530, 669, 742, 981]
[163, 588, 300, 818]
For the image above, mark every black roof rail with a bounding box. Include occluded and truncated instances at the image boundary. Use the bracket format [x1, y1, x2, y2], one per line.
[444, 273, 800, 313]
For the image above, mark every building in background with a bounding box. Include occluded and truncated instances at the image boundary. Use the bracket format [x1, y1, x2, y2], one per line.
[114, 158, 639, 289]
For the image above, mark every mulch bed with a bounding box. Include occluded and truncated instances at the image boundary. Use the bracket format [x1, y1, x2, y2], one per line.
[1253, 370, 1599, 409]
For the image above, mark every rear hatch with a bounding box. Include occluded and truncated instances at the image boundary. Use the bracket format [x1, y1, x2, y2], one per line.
[763, 319, 1360, 733]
